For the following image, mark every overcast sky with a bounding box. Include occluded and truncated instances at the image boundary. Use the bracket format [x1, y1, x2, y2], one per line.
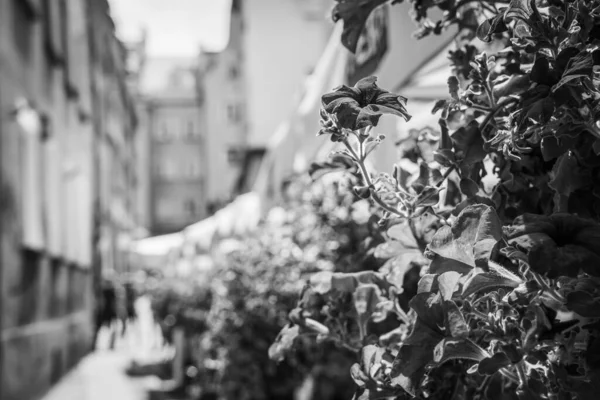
[109, 0, 232, 56]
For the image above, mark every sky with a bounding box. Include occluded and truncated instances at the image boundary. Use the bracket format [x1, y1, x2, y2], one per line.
[108, 0, 232, 56]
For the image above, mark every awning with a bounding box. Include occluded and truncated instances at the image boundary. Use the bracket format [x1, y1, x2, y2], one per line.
[130, 232, 184, 257]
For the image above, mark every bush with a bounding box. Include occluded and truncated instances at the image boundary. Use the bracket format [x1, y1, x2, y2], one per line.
[195, 178, 385, 400]
[270, 1, 600, 399]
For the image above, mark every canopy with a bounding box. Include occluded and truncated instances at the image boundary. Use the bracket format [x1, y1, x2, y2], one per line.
[130, 232, 184, 257]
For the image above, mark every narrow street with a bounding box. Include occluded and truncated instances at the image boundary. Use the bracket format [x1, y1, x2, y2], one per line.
[41, 297, 175, 400]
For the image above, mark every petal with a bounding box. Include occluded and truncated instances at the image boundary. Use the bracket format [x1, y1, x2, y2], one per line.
[375, 92, 409, 111]
[322, 97, 360, 115]
[355, 76, 388, 105]
[355, 103, 411, 129]
[334, 102, 361, 130]
[505, 214, 557, 239]
[321, 85, 360, 107]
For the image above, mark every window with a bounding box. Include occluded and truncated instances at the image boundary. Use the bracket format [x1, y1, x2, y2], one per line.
[16, 101, 45, 250]
[227, 104, 243, 124]
[187, 160, 201, 178]
[186, 120, 196, 139]
[184, 199, 197, 217]
[156, 120, 171, 141]
[229, 66, 239, 79]
[227, 148, 244, 164]
[12, 0, 35, 61]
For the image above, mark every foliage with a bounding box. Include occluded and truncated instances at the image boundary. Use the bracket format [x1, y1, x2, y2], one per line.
[194, 178, 387, 400]
[145, 278, 212, 343]
[271, 1, 600, 399]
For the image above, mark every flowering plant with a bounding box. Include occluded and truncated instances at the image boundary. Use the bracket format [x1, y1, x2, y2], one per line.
[270, 1, 600, 399]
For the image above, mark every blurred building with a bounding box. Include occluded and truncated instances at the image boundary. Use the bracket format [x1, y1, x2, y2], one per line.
[0, 0, 138, 399]
[243, 0, 332, 147]
[132, 55, 207, 235]
[199, 0, 248, 210]
[88, 0, 139, 277]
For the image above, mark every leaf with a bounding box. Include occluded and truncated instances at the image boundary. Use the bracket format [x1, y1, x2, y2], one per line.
[391, 320, 443, 396]
[462, 271, 522, 298]
[477, 14, 508, 42]
[387, 222, 419, 249]
[414, 186, 442, 208]
[553, 52, 594, 92]
[308, 153, 355, 180]
[459, 178, 479, 197]
[374, 241, 415, 259]
[428, 255, 473, 275]
[433, 338, 490, 365]
[428, 204, 503, 268]
[354, 284, 389, 336]
[503, 0, 532, 22]
[566, 291, 600, 318]
[417, 274, 439, 294]
[310, 270, 390, 294]
[548, 152, 591, 213]
[451, 121, 486, 166]
[380, 251, 426, 288]
[443, 300, 469, 338]
[268, 324, 299, 362]
[438, 271, 461, 301]
[448, 76, 460, 100]
[530, 57, 549, 85]
[478, 352, 512, 375]
[409, 292, 444, 331]
[332, 0, 388, 53]
[540, 136, 568, 161]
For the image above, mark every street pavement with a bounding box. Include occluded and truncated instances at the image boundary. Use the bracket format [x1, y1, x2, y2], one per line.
[41, 296, 170, 400]
[41, 350, 163, 400]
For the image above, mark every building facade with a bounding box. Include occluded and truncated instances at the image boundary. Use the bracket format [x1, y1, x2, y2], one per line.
[135, 57, 207, 235]
[199, 0, 248, 210]
[0, 1, 137, 399]
[242, 0, 332, 146]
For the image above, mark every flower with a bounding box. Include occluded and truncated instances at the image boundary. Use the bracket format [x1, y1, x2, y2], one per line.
[320, 76, 411, 131]
[505, 214, 600, 278]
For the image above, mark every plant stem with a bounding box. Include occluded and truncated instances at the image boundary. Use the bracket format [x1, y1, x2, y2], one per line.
[515, 360, 528, 389]
[343, 139, 408, 218]
[436, 165, 456, 188]
[480, 97, 519, 134]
